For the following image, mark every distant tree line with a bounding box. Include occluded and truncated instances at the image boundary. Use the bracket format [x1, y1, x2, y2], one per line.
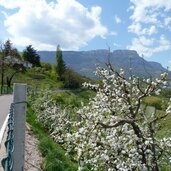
[0, 40, 90, 93]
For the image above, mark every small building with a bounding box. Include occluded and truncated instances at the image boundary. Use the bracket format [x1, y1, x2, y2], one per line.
[23, 61, 32, 68]
[4, 56, 32, 68]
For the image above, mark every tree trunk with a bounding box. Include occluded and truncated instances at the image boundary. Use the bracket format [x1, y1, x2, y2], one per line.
[152, 164, 159, 171]
[6, 77, 10, 89]
[131, 122, 147, 165]
[1, 63, 4, 94]
[149, 124, 159, 171]
[7, 71, 18, 89]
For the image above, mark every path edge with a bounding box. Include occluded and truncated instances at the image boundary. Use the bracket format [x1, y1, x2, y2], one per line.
[0, 114, 9, 148]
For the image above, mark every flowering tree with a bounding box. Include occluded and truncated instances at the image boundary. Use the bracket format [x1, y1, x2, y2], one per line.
[30, 90, 74, 144]
[29, 64, 171, 171]
[66, 64, 171, 171]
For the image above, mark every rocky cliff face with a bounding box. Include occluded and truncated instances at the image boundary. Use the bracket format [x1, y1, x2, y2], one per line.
[38, 50, 170, 79]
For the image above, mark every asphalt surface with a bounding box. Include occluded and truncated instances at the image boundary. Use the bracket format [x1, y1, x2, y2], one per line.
[0, 95, 13, 171]
[0, 95, 13, 130]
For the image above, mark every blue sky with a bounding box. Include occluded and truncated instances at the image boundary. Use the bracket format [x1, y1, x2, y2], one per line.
[0, 0, 171, 69]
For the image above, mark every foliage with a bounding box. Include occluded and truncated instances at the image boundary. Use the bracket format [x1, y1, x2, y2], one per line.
[41, 62, 52, 71]
[143, 96, 163, 110]
[0, 85, 13, 94]
[6, 66, 63, 92]
[23, 45, 41, 67]
[51, 89, 95, 107]
[3, 39, 21, 59]
[56, 45, 66, 80]
[29, 64, 171, 171]
[161, 88, 171, 98]
[156, 110, 171, 139]
[62, 69, 90, 89]
[6, 63, 26, 88]
[49, 65, 58, 81]
[0, 39, 23, 93]
[31, 74, 45, 79]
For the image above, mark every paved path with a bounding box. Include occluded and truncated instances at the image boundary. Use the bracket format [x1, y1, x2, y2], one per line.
[0, 95, 13, 171]
[0, 95, 13, 131]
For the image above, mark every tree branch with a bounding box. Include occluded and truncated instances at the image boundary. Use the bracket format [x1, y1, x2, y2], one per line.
[98, 119, 137, 129]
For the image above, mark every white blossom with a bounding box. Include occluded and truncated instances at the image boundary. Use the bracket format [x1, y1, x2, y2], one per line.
[28, 65, 171, 171]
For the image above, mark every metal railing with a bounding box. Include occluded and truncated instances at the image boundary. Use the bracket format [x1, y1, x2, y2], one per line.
[1, 103, 15, 171]
[1, 100, 27, 171]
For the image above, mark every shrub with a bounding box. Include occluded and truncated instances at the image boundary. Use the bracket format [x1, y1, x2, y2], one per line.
[51, 93, 66, 104]
[143, 96, 163, 110]
[31, 74, 45, 79]
[41, 62, 52, 71]
[62, 69, 90, 89]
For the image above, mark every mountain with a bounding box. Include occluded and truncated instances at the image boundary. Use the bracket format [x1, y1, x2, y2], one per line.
[38, 49, 170, 79]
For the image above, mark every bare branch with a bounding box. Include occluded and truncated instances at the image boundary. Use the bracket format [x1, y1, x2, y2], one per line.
[150, 113, 169, 124]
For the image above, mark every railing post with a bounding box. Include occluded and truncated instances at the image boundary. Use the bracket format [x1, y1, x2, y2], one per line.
[13, 83, 27, 171]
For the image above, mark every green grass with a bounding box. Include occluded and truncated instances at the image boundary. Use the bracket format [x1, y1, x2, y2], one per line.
[12, 69, 63, 89]
[51, 89, 95, 108]
[142, 96, 171, 138]
[27, 104, 78, 171]
[0, 85, 13, 95]
[0, 67, 64, 92]
[157, 110, 171, 138]
[143, 96, 162, 110]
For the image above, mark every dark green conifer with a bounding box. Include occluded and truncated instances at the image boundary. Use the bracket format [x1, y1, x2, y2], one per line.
[56, 45, 65, 80]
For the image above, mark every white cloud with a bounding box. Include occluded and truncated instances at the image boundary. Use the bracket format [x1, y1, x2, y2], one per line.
[0, 0, 25, 9]
[148, 25, 157, 35]
[127, 35, 171, 57]
[168, 60, 171, 63]
[127, 37, 154, 56]
[110, 31, 117, 36]
[164, 17, 171, 25]
[114, 15, 121, 24]
[164, 17, 171, 31]
[129, 0, 171, 24]
[153, 35, 171, 53]
[128, 23, 141, 35]
[128, 23, 157, 35]
[1, 10, 8, 18]
[128, 0, 171, 56]
[128, 0, 171, 33]
[0, 0, 107, 50]
[138, 36, 154, 46]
